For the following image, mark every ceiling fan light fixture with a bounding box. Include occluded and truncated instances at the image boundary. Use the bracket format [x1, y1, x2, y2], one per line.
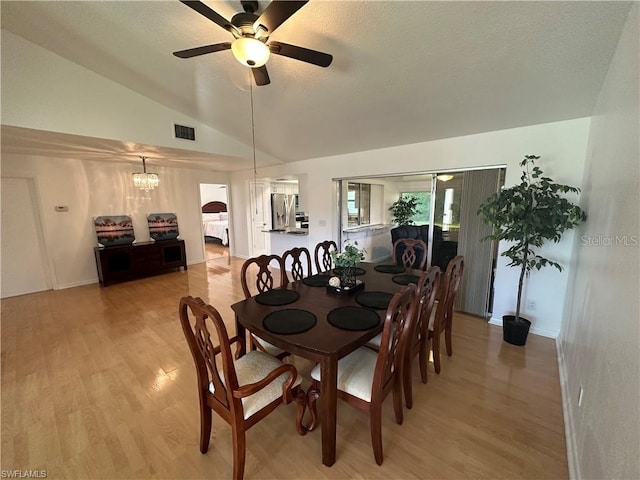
[437, 174, 454, 182]
[231, 37, 270, 67]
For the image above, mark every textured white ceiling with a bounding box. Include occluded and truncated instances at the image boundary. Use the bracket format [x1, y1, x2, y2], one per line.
[0, 1, 633, 168]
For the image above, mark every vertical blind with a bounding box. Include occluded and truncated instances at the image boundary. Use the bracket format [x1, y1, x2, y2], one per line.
[455, 169, 501, 317]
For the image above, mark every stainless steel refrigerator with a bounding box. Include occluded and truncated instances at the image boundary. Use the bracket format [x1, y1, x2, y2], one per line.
[271, 193, 295, 230]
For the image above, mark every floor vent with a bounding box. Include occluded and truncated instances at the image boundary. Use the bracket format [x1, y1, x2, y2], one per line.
[174, 124, 196, 141]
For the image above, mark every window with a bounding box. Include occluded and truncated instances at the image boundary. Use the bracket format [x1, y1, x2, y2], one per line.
[400, 191, 431, 225]
[347, 183, 371, 226]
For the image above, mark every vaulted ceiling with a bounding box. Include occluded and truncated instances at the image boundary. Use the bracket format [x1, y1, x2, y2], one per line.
[0, 1, 633, 169]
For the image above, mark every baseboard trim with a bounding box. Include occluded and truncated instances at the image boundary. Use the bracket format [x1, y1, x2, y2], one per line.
[556, 337, 579, 480]
[488, 316, 558, 339]
[56, 279, 98, 290]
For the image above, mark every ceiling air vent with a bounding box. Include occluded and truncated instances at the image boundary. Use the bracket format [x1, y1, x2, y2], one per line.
[174, 124, 195, 141]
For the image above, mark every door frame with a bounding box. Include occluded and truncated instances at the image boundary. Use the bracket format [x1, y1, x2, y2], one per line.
[334, 164, 506, 315]
[198, 182, 232, 261]
[1, 176, 55, 296]
[249, 180, 270, 257]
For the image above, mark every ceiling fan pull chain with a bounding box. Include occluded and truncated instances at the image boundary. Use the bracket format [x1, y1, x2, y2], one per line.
[250, 71, 258, 215]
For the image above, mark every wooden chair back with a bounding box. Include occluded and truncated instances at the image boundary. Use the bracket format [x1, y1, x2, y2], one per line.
[240, 254, 287, 298]
[314, 240, 338, 274]
[179, 296, 242, 419]
[179, 296, 308, 480]
[239, 255, 290, 358]
[374, 283, 419, 405]
[402, 266, 441, 408]
[430, 255, 464, 374]
[308, 283, 419, 465]
[393, 238, 427, 270]
[282, 247, 313, 283]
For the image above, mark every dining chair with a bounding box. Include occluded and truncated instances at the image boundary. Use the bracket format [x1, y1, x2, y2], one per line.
[282, 247, 313, 283]
[428, 255, 464, 374]
[402, 266, 440, 408]
[240, 255, 290, 359]
[313, 240, 338, 274]
[307, 284, 419, 465]
[179, 296, 309, 480]
[392, 237, 427, 270]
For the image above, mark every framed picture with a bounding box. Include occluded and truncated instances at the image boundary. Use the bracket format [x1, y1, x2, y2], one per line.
[94, 215, 135, 247]
[147, 213, 179, 241]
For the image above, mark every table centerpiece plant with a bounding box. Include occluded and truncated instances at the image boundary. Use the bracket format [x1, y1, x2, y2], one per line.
[330, 242, 366, 288]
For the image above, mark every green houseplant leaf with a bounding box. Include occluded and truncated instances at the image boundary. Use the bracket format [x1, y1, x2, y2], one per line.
[389, 196, 419, 225]
[331, 242, 366, 267]
[477, 155, 587, 324]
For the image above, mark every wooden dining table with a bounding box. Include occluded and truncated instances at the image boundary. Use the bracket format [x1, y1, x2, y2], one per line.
[230, 262, 422, 467]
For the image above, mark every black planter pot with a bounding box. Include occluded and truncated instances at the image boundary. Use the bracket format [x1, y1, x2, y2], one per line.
[503, 315, 531, 346]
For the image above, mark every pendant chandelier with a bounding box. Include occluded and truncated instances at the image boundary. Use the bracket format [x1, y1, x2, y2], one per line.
[132, 156, 159, 191]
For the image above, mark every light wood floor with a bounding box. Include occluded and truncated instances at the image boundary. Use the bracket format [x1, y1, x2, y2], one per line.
[1, 247, 568, 479]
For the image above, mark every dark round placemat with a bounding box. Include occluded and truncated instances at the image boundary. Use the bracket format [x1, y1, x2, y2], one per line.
[254, 289, 300, 306]
[374, 264, 406, 274]
[263, 309, 317, 335]
[327, 306, 380, 331]
[302, 274, 330, 287]
[392, 274, 421, 285]
[355, 291, 394, 310]
[332, 267, 366, 276]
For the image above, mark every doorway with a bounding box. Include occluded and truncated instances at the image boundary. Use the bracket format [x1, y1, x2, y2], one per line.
[199, 183, 230, 265]
[249, 181, 269, 257]
[336, 166, 504, 317]
[1, 177, 51, 298]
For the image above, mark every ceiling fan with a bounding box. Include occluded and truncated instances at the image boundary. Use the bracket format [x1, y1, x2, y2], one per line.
[173, 0, 333, 86]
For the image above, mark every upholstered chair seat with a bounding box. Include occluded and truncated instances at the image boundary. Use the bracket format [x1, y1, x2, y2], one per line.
[428, 300, 439, 330]
[310, 347, 378, 402]
[365, 323, 397, 350]
[252, 338, 287, 358]
[179, 296, 309, 480]
[210, 350, 302, 419]
[366, 334, 382, 350]
[307, 285, 419, 465]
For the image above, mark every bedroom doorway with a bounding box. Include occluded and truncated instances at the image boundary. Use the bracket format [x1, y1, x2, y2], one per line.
[199, 183, 230, 266]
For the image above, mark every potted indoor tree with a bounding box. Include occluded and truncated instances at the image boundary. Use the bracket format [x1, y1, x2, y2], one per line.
[477, 155, 586, 345]
[389, 196, 419, 225]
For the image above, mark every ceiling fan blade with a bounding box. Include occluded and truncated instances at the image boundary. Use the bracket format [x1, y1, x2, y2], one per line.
[252, 66, 271, 86]
[254, 1, 308, 35]
[268, 41, 332, 67]
[179, 0, 235, 33]
[173, 42, 231, 58]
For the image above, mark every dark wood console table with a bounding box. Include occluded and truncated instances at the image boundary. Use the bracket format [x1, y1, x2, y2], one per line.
[94, 239, 187, 286]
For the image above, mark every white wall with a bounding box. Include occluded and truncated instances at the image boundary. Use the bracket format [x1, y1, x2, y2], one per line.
[199, 184, 228, 205]
[230, 118, 591, 338]
[1, 154, 230, 289]
[1, 29, 280, 165]
[559, 4, 639, 479]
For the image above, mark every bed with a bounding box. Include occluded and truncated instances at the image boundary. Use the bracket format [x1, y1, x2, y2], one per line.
[202, 201, 229, 246]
